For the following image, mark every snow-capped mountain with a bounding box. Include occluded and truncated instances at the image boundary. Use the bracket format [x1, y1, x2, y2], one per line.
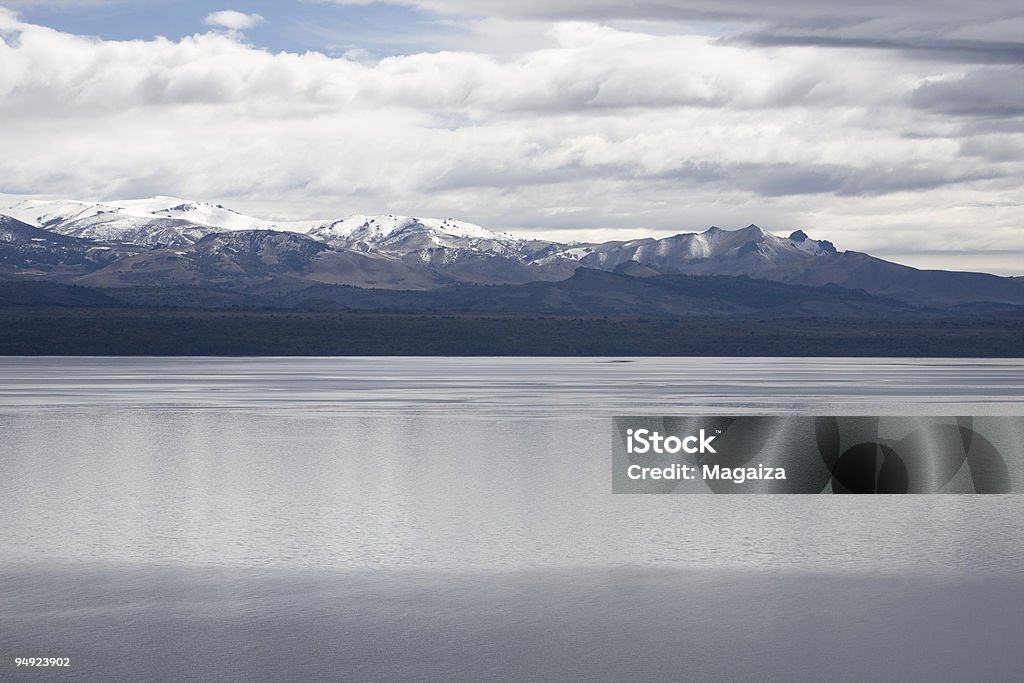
[545, 225, 838, 277]
[2, 196, 274, 231]
[0, 197, 323, 248]
[8, 196, 842, 276]
[309, 214, 533, 263]
[0, 197, 534, 257]
[2, 197, 214, 247]
[0, 197, 561, 274]
[2, 195, 1023, 308]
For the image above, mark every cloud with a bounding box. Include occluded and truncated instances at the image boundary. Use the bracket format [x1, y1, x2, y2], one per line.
[0, 9, 1022, 269]
[0, 17, 905, 112]
[332, 1, 1024, 63]
[326, 0, 1016, 24]
[911, 68, 1024, 116]
[204, 10, 265, 31]
[327, 0, 1024, 43]
[739, 34, 1024, 64]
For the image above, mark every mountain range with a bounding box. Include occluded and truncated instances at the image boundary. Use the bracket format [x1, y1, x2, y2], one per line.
[2, 196, 1023, 316]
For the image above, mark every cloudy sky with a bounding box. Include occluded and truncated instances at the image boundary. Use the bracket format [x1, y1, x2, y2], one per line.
[1, 1, 1022, 272]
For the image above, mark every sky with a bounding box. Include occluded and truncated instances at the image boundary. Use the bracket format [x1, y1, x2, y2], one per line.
[1, 1, 1022, 273]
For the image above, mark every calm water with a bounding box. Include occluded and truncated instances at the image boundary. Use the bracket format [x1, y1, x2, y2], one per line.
[2, 358, 1023, 681]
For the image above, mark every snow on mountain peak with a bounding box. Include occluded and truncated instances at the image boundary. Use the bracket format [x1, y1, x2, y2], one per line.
[0, 194, 528, 257]
[0, 198, 117, 228]
[310, 214, 506, 243]
[109, 197, 275, 230]
[305, 214, 524, 265]
[0, 194, 843, 271]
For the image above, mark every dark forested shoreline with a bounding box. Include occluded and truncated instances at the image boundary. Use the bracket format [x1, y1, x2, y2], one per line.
[1, 305, 1021, 356]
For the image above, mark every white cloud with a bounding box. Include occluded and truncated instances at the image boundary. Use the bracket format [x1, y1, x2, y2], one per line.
[204, 10, 265, 31]
[0, 9, 1021, 270]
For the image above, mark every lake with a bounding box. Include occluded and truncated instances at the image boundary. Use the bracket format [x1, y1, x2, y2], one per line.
[1, 358, 1023, 681]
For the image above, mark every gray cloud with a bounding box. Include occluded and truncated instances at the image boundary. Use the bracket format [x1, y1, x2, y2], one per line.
[959, 135, 1024, 162]
[333, 1, 1024, 67]
[330, 1, 1018, 25]
[679, 162, 995, 198]
[425, 153, 999, 200]
[911, 69, 1024, 116]
[738, 34, 1024, 64]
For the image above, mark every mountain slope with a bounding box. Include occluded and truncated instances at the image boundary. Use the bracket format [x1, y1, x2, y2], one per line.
[770, 251, 1024, 309]
[3, 196, 1023, 311]
[540, 225, 1024, 308]
[307, 214, 571, 282]
[76, 229, 447, 290]
[0, 197, 325, 248]
[0, 214, 143, 278]
[2, 198, 215, 247]
[543, 225, 837, 276]
[276, 267, 923, 319]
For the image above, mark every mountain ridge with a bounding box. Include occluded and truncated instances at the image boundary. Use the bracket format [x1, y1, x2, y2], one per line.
[2, 196, 1022, 313]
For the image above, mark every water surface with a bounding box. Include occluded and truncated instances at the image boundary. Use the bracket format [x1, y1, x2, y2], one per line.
[1, 358, 1022, 681]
